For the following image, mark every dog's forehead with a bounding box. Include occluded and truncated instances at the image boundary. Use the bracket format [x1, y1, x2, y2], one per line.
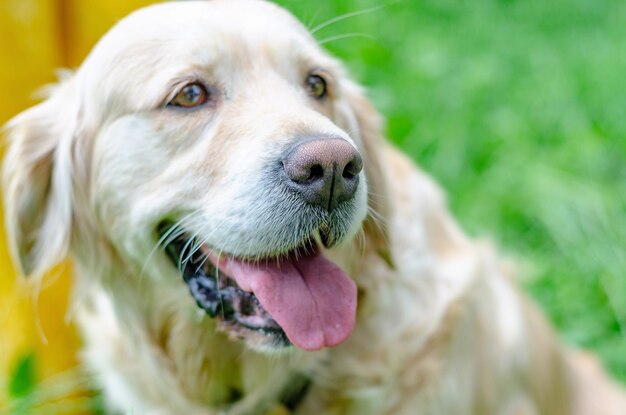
[90, 0, 313, 62]
[75, 0, 326, 114]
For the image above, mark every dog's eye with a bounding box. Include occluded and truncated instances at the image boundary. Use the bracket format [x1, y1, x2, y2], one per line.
[305, 74, 327, 99]
[169, 83, 209, 108]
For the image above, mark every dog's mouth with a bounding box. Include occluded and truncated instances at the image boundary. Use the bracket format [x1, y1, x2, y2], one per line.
[158, 223, 357, 351]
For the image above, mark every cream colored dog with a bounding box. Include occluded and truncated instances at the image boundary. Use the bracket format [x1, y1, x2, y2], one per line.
[3, 1, 625, 414]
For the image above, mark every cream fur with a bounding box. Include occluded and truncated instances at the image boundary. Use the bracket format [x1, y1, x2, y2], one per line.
[3, 1, 625, 414]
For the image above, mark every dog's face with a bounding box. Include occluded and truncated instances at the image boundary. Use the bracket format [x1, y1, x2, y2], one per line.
[4, 0, 384, 352]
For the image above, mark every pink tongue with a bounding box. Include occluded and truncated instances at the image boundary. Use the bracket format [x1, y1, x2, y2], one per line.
[214, 249, 357, 351]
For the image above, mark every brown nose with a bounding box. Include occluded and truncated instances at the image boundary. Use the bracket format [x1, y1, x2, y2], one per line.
[281, 137, 362, 212]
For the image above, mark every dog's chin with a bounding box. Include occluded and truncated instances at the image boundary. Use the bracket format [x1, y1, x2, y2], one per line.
[157, 219, 359, 352]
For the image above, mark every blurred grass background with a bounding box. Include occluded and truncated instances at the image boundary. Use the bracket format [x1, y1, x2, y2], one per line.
[1, 0, 625, 413]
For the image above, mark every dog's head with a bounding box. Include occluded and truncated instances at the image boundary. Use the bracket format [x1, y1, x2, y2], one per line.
[3, 0, 389, 352]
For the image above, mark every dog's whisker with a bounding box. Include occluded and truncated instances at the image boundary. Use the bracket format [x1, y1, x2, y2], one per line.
[179, 215, 209, 270]
[182, 230, 206, 272]
[367, 204, 388, 226]
[197, 219, 239, 319]
[304, 7, 324, 32]
[318, 32, 377, 46]
[366, 189, 388, 198]
[139, 211, 201, 280]
[178, 232, 198, 272]
[310, 5, 386, 35]
[182, 232, 206, 269]
[215, 247, 226, 319]
[353, 226, 367, 262]
[366, 207, 391, 252]
[151, 214, 194, 253]
[342, 128, 357, 140]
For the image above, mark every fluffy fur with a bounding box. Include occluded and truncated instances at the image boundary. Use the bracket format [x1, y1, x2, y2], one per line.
[3, 1, 625, 413]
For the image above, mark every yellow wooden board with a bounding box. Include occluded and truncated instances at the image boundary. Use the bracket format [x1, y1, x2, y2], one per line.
[0, 0, 160, 410]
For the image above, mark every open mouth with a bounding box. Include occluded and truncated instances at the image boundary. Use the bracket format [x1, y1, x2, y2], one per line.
[157, 222, 357, 351]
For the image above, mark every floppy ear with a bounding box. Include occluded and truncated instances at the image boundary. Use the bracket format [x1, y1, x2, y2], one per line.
[341, 81, 394, 268]
[2, 78, 78, 278]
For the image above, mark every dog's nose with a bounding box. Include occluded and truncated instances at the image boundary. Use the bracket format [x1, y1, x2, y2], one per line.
[281, 137, 362, 212]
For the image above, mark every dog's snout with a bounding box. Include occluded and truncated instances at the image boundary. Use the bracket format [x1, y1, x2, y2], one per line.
[281, 137, 362, 212]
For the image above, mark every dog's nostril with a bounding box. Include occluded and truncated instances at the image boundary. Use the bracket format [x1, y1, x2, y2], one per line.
[342, 161, 358, 179]
[308, 164, 324, 181]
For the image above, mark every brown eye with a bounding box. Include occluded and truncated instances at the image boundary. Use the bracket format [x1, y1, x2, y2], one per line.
[305, 74, 327, 99]
[169, 83, 208, 108]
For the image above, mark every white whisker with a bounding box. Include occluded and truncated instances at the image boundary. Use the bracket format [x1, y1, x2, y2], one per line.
[318, 32, 377, 46]
[367, 204, 388, 226]
[139, 211, 201, 280]
[304, 7, 324, 31]
[310, 5, 386, 35]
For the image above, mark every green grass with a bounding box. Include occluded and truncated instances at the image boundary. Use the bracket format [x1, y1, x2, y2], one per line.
[275, 0, 626, 381]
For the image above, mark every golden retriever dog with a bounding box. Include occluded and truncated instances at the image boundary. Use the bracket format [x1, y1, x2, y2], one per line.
[3, 1, 625, 414]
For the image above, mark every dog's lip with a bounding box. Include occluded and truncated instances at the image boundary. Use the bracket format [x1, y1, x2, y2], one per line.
[198, 240, 357, 351]
[159, 224, 292, 346]
[157, 221, 358, 351]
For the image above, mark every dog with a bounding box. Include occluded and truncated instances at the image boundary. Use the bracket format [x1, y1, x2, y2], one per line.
[3, 0, 626, 413]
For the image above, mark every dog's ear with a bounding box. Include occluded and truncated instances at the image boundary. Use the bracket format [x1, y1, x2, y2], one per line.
[2, 78, 78, 278]
[341, 81, 394, 268]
